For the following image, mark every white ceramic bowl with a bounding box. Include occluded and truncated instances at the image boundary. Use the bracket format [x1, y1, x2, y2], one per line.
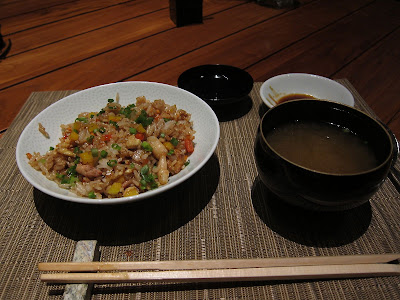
[260, 73, 354, 108]
[16, 82, 220, 205]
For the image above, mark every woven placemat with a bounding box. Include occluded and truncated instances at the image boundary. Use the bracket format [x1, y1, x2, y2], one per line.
[1, 81, 400, 299]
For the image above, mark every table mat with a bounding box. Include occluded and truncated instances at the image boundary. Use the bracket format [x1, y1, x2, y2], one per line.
[1, 80, 400, 299]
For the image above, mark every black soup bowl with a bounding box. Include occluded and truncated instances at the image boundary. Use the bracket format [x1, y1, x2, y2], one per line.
[254, 99, 397, 211]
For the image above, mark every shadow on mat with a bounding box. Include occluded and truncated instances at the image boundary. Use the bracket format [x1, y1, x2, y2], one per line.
[34, 154, 220, 246]
[251, 176, 372, 247]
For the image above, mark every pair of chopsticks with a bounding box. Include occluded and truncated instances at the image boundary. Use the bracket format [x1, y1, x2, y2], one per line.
[38, 254, 400, 284]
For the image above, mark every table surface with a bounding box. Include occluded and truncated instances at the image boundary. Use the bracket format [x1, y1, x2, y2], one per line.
[1, 81, 400, 300]
[2, 0, 400, 139]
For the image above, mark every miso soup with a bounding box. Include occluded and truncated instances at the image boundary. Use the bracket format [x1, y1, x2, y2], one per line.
[266, 121, 378, 174]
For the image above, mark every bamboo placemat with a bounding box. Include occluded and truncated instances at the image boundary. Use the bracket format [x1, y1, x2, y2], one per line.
[1, 80, 400, 299]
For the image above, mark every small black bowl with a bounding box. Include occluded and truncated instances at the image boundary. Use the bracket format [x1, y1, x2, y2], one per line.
[177, 64, 254, 106]
[254, 99, 397, 211]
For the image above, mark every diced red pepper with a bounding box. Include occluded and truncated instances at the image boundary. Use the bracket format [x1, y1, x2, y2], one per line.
[135, 133, 145, 141]
[102, 134, 112, 142]
[185, 137, 194, 153]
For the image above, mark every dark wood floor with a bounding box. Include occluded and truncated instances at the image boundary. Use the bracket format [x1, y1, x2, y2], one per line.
[1, 0, 400, 137]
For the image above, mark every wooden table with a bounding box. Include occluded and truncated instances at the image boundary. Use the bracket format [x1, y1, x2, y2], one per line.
[1, 0, 400, 138]
[1, 81, 400, 299]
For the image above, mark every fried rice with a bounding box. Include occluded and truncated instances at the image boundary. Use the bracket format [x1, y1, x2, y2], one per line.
[27, 95, 195, 199]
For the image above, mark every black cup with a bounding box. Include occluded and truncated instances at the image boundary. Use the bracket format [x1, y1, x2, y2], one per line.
[254, 99, 397, 211]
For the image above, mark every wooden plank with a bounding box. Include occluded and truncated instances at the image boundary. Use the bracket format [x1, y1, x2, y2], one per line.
[1, 0, 133, 35]
[126, 0, 376, 85]
[335, 28, 400, 138]
[0, 0, 375, 131]
[5, 0, 169, 55]
[0, 0, 76, 20]
[0, 0, 246, 89]
[245, 0, 400, 81]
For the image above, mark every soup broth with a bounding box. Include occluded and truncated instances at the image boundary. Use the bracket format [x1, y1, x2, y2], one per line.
[266, 121, 378, 174]
[277, 93, 316, 104]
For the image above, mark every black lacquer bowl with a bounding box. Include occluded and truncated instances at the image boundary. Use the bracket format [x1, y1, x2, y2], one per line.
[254, 99, 397, 211]
[178, 64, 253, 106]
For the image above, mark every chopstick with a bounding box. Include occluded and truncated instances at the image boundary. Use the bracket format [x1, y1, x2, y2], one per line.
[40, 264, 400, 284]
[39, 254, 400, 284]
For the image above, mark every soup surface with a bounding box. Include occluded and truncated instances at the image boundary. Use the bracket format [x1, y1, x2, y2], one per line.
[266, 121, 378, 174]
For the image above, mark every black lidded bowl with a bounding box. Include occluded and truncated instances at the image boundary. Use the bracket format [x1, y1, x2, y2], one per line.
[254, 99, 397, 211]
[177, 64, 254, 106]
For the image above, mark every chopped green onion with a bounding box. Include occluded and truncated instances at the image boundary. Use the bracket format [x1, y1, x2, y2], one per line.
[164, 118, 170, 122]
[108, 98, 114, 103]
[141, 141, 153, 152]
[112, 143, 121, 151]
[129, 127, 137, 134]
[160, 133, 165, 138]
[171, 137, 178, 147]
[100, 150, 108, 158]
[60, 176, 69, 184]
[75, 117, 88, 123]
[88, 191, 96, 199]
[139, 165, 158, 191]
[74, 147, 81, 154]
[168, 149, 174, 156]
[90, 113, 95, 118]
[97, 109, 105, 116]
[140, 165, 149, 175]
[109, 120, 119, 129]
[49, 146, 54, 150]
[69, 176, 79, 185]
[99, 127, 106, 134]
[120, 105, 135, 118]
[107, 160, 117, 167]
[135, 110, 154, 128]
[73, 129, 79, 133]
[93, 128, 99, 134]
[60, 174, 79, 185]
[66, 165, 77, 176]
[184, 160, 190, 166]
[91, 148, 99, 157]
[86, 135, 94, 143]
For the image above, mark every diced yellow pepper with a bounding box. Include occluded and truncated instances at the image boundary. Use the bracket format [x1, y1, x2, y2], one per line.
[137, 123, 146, 133]
[79, 151, 94, 164]
[70, 131, 79, 141]
[107, 182, 122, 195]
[88, 123, 98, 133]
[73, 122, 81, 131]
[123, 187, 139, 197]
[163, 141, 174, 151]
[108, 115, 122, 122]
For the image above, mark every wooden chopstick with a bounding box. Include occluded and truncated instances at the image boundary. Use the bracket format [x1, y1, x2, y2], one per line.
[40, 264, 400, 284]
[38, 253, 400, 272]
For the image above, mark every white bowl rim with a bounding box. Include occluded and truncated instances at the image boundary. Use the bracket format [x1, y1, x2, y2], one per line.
[260, 73, 355, 109]
[16, 81, 220, 205]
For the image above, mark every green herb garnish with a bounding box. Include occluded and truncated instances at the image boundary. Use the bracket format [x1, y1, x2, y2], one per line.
[135, 110, 154, 128]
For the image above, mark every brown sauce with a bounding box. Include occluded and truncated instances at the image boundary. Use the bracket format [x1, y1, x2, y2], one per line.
[277, 93, 316, 104]
[266, 120, 378, 174]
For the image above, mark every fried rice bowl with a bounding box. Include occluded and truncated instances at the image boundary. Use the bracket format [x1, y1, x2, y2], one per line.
[16, 82, 220, 204]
